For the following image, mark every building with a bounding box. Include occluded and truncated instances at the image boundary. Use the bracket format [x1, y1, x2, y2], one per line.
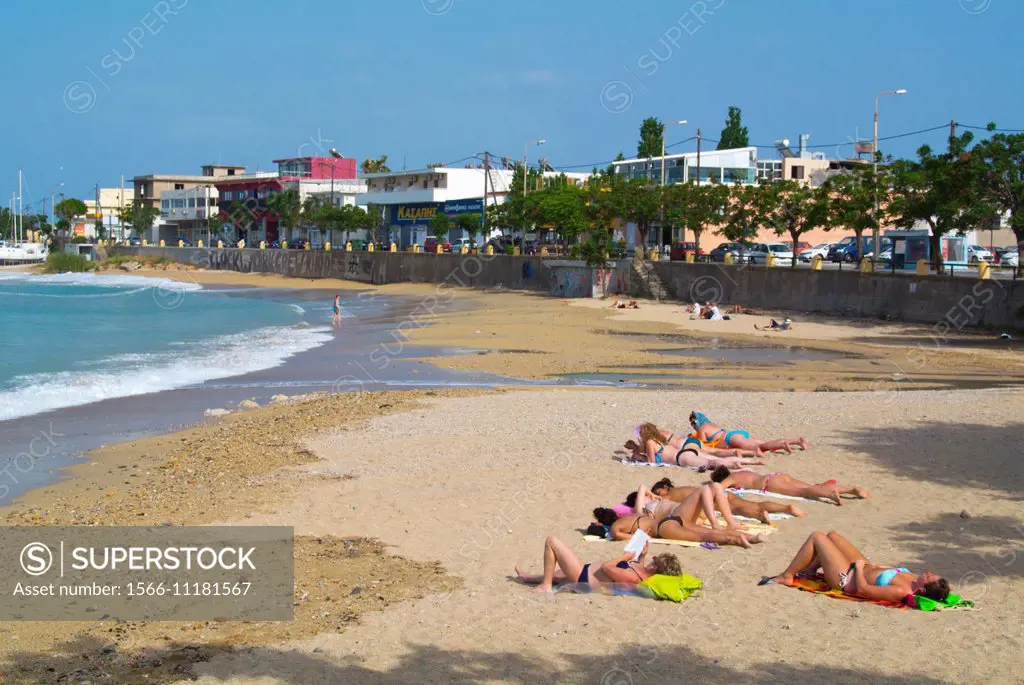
[158, 186, 220, 243]
[212, 156, 366, 245]
[356, 166, 590, 247]
[131, 164, 247, 211]
[613, 146, 758, 187]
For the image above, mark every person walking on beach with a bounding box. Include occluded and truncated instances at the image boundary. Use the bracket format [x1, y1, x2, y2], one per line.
[331, 294, 342, 326]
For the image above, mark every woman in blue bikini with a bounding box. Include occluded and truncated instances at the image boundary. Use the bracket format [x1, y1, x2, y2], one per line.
[515, 536, 681, 594]
[763, 531, 951, 606]
[689, 411, 808, 456]
[628, 423, 763, 469]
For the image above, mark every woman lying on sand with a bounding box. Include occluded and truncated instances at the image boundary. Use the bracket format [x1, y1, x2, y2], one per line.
[626, 423, 764, 469]
[609, 298, 639, 309]
[710, 466, 869, 506]
[515, 535, 680, 593]
[762, 530, 951, 605]
[754, 317, 792, 332]
[647, 477, 805, 523]
[595, 482, 765, 548]
[689, 411, 807, 456]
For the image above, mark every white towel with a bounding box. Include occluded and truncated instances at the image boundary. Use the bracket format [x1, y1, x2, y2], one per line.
[727, 488, 831, 504]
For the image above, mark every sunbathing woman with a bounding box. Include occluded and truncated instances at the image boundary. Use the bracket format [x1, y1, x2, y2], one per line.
[515, 535, 681, 593]
[762, 530, 951, 606]
[689, 411, 807, 455]
[647, 477, 805, 523]
[626, 423, 763, 469]
[710, 465, 869, 506]
[595, 483, 765, 548]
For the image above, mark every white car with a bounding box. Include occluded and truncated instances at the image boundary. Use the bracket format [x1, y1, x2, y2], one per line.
[999, 249, 1019, 267]
[798, 242, 834, 262]
[967, 245, 993, 263]
[450, 238, 474, 252]
[748, 242, 795, 265]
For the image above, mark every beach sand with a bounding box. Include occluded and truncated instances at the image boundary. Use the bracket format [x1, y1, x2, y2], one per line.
[2, 270, 1022, 683]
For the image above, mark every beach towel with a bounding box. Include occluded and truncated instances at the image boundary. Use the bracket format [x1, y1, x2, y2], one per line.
[727, 488, 832, 504]
[765, 575, 975, 611]
[553, 574, 702, 602]
[583, 519, 774, 548]
[618, 458, 706, 471]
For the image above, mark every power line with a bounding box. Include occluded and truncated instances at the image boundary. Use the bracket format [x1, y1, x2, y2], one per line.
[959, 123, 1024, 133]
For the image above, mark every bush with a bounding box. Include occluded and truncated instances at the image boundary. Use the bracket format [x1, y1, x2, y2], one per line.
[505, 245, 515, 256]
[42, 251, 96, 273]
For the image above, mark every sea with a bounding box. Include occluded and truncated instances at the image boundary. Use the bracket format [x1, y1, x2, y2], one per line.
[0, 271, 516, 502]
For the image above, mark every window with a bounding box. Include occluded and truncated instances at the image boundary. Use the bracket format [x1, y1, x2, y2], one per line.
[172, 199, 185, 208]
[791, 165, 804, 180]
[174, 183, 185, 190]
[197, 198, 206, 207]
[222, 191, 232, 201]
[227, 169, 235, 176]
[188, 198, 196, 207]
[161, 199, 169, 209]
[423, 181, 428, 188]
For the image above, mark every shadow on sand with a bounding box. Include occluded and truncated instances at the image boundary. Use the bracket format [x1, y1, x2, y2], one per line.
[6, 634, 953, 685]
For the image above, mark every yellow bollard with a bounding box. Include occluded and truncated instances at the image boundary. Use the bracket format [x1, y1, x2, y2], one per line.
[217, 240, 224, 249]
[389, 242, 396, 252]
[811, 254, 823, 271]
[648, 247, 659, 261]
[142, 239, 148, 246]
[436, 244, 443, 254]
[238, 240, 245, 249]
[723, 252, 734, 265]
[915, 258, 928, 276]
[486, 244, 494, 256]
[197, 240, 203, 248]
[345, 242, 352, 252]
[259, 241, 266, 249]
[281, 240, 288, 249]
[859, 257, 873, 274]
[766, 253, 776, 267]
[460, 244, 468, 255]
[324, 242, 331, 251]
[303, 242, 310, 250]
[514, 246, 522, 256]
[368, 242, 374, 252]
[413, 244, 420, 253]
[159, 240, 165, 247]
[540, 246, 549, 256]
[978, 260, 991, 280]
[177, 240, 184, 248]
[685, 252, 695, 264]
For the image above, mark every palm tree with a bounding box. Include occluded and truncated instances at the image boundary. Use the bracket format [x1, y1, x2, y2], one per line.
[360, 155, 391, 174]
[265, 188, 301, 243]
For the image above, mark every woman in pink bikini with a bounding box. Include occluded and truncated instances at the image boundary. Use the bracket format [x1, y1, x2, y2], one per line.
[710, 465, 870, 506]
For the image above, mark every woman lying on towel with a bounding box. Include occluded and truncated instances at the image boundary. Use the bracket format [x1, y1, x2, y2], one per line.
[595, 482, 765, 548]
[625, 422, 764, 469]
[515, 535, 679, 593]
[647, 477, 806, 523]
[710, 466, 870, 506]
[689, 411, 808, 456]
[763, 530, 951, 606]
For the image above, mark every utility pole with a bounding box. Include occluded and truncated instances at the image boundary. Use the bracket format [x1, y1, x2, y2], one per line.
[482, 151, 489, 247]
[17, 169, 23, 243]
[949, 119, 956, 151]
[120, 175, 125, 243]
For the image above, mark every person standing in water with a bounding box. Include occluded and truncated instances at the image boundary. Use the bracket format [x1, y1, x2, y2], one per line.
[331, 294, 342, 325]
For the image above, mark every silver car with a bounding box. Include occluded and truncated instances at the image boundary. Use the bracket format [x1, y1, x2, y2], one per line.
[748, 242, 795, 265]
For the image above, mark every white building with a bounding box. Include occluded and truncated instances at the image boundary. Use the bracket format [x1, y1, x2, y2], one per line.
[612, 146, 759, 186]
[356, 166, 591, 246]
[158, 186, 220, 243]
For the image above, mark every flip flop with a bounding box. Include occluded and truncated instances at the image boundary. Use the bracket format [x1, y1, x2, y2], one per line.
[757, 576, 775, 586]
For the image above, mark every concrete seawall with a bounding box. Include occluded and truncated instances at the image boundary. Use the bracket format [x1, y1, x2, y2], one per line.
[113, 247, 1024, 328]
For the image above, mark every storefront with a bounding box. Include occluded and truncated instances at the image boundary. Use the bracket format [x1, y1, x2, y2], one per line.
[387, 199, 484, 248]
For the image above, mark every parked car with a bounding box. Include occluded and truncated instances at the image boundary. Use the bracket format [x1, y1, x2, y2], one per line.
[669, 241, 704, 261]
[997, 249, 1019, 267]
[424, 236, 451, 253]
[450, 238, 474, 252]
[175, 238, 193, 247]
[289, 238, 308, 250]
[708, 242, 747, 263]
[798, 242, 834, 262]
[126, 236, 141, 247]
[748, 242, 795, 265]
[784, 241, 812, 255]
[967, 244, 993, 263]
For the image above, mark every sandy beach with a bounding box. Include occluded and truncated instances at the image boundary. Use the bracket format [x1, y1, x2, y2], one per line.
[2, 270, 1022, 684]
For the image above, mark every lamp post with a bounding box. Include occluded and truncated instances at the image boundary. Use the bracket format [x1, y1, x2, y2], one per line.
[659, 120, 687, 246]
[522, 139, 545, 253]
[872, 88, 907, 259]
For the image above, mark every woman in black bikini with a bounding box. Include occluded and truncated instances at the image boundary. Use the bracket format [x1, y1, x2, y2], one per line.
[628, 423, 762, 468]
[515, 535, 681, 593]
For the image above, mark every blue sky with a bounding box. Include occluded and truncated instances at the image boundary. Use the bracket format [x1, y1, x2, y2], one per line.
[1, 0, 1019, 214]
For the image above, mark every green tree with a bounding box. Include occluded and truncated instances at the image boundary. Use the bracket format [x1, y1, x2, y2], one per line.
[721, 184, 760, 245]
[665, 182, 729, 253]
[536, 184, 588, 249]
[207, 213, 226, 243]
[823, 164, 880, 260]
[717, 106, 749, 150]
[889, 131, 988, 271]
[762, 180, 830, 267]
[360, 155, 391, 174]
[428, 212, 451, 243]
[455, 212, 482, 246]
[94, 219, 106, 241]
[971, 123, 1024, 245]
[341, 205, 373, 243]
[266, 188, 302, 243]
[117, 200, 159, 245]
[55, 198, 88, 249]
[617, 177, 662, 254]
[637, 117, 664, 158]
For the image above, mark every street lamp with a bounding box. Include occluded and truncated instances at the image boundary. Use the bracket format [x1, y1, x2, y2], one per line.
[872, 88, 907, 259]
[660, 120, 687, 248]
[522, 139, 546, 253]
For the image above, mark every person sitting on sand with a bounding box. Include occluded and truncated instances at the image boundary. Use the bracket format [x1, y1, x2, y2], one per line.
[689, 302, 702, 320]
[689, 411, 807, 456]
[710, 465, 869, 507]
[595, 482, 765, 548]
[761, 530, 951, 606]
[755, 317, 792, 332]
[515, 535, 680, 593]
[610, 298, 639, 309]
[625, 423, 764, 469]
[648, 477, 805, 523]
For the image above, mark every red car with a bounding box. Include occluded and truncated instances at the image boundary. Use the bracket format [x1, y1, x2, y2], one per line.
[670, 242, 705, 261]
[424, 237, 450, 253]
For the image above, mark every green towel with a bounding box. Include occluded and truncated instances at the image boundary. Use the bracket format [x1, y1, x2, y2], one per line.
[638, 573, 703, 602]
[912, 592, 974, 612]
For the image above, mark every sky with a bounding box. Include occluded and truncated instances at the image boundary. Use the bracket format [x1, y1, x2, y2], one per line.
[1, 0, 1020, 216]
